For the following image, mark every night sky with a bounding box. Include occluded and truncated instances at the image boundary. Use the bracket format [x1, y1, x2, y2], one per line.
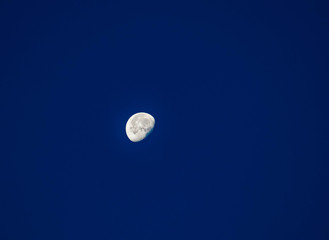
[1, 0, 329, 239]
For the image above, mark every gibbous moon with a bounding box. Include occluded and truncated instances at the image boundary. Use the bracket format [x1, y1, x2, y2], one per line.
[125, 112, 155, 142]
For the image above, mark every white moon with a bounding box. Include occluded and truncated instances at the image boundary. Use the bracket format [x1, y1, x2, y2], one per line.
[125, 112, 155, 142]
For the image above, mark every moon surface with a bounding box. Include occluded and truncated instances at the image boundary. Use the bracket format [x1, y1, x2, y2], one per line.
[125, 112, 155, 142]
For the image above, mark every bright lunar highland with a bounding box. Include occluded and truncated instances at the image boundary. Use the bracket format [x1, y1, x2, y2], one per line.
[125, 112, 155, 142]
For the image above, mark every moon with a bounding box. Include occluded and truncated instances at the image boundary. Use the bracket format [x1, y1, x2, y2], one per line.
[125, 112, 155, 142]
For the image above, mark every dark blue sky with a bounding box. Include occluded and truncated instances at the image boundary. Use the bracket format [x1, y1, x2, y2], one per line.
[1, 0, 329, 239]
